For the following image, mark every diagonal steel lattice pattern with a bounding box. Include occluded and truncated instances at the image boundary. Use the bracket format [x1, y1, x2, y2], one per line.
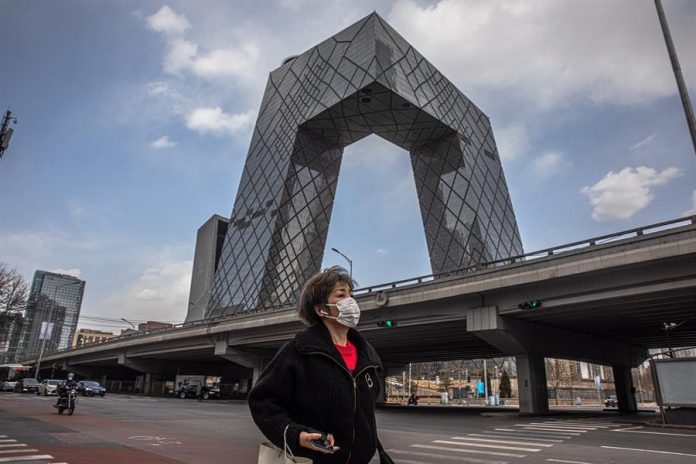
[207, 13, 523, 317]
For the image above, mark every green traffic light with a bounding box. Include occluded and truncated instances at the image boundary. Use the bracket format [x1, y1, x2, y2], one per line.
[385, 320, 393, 328]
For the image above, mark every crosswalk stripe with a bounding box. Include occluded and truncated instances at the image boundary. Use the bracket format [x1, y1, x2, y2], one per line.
[494, 428, 574, 438]
[412, 444, 526, 458]
[546, 459, 594, 464]
[514, 427, 582, 435]
[451, 436, 553, 447]
[527, 423, 599, 430]
[516, 425, 588, 432]
[388, 449, 508, 464]
[0, 455, 54, 462]
[468, 433, 564, 443]
[0, 444, 26, 448]
[433, 440, 541, 453]
[0, 449, 39, 454]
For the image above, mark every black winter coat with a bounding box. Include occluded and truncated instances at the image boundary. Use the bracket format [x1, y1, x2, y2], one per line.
[248, 323, 383, 464]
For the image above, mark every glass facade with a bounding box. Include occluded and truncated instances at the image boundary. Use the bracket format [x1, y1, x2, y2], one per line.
[208, 13, 523, 316]
[17, 271, 85, 360]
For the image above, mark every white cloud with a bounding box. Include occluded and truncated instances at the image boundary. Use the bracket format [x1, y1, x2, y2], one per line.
[164, 38, 198, 74]
[376, 249, 388, 255]
[580, 166, 682, 222]
[532, 152, 570, 179]
[684, 190, 696, 216]
[186, 107, 254, 135]
[48, 268, 81, 278]
[146, 82, 170, 95]
[496, 123, 530, 161]
[190, 45, 260, 79]
[387, 0, 692, 110]
[146, 5, 190, 35]
[150, 136, 177, 149]
[629, 133, 657, 151]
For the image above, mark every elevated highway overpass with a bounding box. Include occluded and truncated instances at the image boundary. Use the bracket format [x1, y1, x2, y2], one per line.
[22, 216, 696, 413]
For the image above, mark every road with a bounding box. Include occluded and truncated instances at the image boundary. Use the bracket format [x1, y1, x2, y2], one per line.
[1, 392, 695, 464]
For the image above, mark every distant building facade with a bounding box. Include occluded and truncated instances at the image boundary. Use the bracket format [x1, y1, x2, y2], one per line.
[138, 321, 173, 332]
[71, 328, 114, 347]
[0, 312, 23, 363]
[17, 271, 85, 361]
[185, 215, 229, 322]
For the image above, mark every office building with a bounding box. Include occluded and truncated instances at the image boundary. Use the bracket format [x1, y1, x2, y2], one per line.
[208, 12, 523, 317]
[186, 215, 229, 322]
[17, 271, 85, 360]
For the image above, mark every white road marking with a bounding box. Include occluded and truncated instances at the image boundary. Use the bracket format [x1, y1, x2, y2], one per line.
[516, 425, 588, 433]
[388, 449, 508, 464]
[0, 449, 38, 454]
[433, 440, 541, 452]
[468, 433, 564, 443]
[451, 437, 553, 447]
[601, 445, 696, 457]
[494, 428, 574, 438]
[527, 423, 599, 430]
[0, 455, 54, 462]
[0, 444, 25, 448]
[514, 427, 582, 435]
[612, 427, 696, 437]
[412, 444, 526, 458]
[546, 459, 595, 464]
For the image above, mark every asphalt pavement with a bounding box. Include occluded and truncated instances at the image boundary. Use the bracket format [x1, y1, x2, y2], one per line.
[1, 392, 695, 464]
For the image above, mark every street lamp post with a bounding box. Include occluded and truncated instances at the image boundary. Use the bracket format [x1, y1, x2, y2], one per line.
[121, 318, 137, 330]
[331, 247, 353, 279]
[35, 280, 81, 380]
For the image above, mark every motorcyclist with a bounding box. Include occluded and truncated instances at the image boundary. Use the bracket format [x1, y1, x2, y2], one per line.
[54, 373, 80, 408]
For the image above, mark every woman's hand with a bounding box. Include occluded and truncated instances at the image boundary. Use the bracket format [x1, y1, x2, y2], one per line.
[299, 431, 339, 453]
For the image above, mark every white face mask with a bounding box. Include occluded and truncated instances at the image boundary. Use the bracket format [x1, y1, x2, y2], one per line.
[323, 297, 360, 328]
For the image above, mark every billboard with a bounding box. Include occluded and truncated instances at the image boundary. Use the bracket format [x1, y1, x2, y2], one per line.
[653, 358, 696, 407]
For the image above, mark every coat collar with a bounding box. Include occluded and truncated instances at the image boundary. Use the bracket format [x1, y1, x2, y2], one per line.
[295, 323, 382, 374]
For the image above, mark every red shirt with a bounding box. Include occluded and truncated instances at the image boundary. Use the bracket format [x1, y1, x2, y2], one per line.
[334, 340, 358, 372]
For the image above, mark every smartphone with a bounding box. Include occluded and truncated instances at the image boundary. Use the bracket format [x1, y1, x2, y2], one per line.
[311, 434, 336, 454]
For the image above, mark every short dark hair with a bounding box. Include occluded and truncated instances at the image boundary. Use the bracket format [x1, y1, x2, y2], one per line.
[298, 266, 354, 326]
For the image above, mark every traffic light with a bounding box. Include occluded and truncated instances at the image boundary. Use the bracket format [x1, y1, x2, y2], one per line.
[377, 320, 398, 328]
[518, 300, 542, 310]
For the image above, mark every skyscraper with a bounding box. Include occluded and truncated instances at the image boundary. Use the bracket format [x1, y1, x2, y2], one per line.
[208, 12, 523, 317]
[17, 271, 85, 361]
[185, 215, 230, 323]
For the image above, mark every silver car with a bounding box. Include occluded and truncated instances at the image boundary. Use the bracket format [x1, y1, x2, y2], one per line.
[0, 381, 17, 392]
[37, 379, 61, 395]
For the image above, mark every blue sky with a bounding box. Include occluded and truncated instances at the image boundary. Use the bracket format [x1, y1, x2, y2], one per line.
[1, 0, 694, 332]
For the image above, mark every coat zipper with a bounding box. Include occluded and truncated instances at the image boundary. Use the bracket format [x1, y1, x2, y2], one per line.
[307, 351, 378, 464]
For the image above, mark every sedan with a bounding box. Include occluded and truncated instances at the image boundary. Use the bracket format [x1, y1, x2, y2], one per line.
[0, 381, 17, 392]
[78, 380, 106, 397]
[176, 384, 219, 399]
[37, 379, 61, 395]
[14, 378, 40, 394]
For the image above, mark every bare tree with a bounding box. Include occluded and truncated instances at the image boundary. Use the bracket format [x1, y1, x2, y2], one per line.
[545, 358, 564, 405]
[0, 263, 28, 328]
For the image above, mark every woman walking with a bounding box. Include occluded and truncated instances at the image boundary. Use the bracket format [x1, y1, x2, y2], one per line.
[249, 266, 386, 463]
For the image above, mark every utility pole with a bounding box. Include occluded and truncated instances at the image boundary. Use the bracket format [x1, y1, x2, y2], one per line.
[0, 110, 18, 160]
[655, 0, 696, 156]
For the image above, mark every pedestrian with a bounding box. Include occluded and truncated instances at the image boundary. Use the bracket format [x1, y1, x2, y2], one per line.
[196, 382, 203, 402]
[249, 266, 393, 464]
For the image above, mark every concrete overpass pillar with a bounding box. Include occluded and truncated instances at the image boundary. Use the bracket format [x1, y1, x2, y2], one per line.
[612, 365, 637, 412]
[516, 354, 549, 415]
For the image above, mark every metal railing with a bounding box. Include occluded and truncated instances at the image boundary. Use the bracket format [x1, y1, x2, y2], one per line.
[28, 215, 695, 361]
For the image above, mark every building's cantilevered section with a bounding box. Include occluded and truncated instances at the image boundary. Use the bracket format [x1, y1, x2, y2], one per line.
[208, 12, 523, 316]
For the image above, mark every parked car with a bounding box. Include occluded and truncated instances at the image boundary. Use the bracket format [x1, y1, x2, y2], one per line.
[37, 379, 61, 396]
[0, 381, 18, 392]
[176, 384, 219, 399]
[77, 380, 106, 397]
[605, 394, 618, 408]
[14, 378, 40, 394]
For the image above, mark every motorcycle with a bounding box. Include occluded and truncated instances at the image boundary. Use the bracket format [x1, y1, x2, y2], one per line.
[56, 388, 79, 415]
